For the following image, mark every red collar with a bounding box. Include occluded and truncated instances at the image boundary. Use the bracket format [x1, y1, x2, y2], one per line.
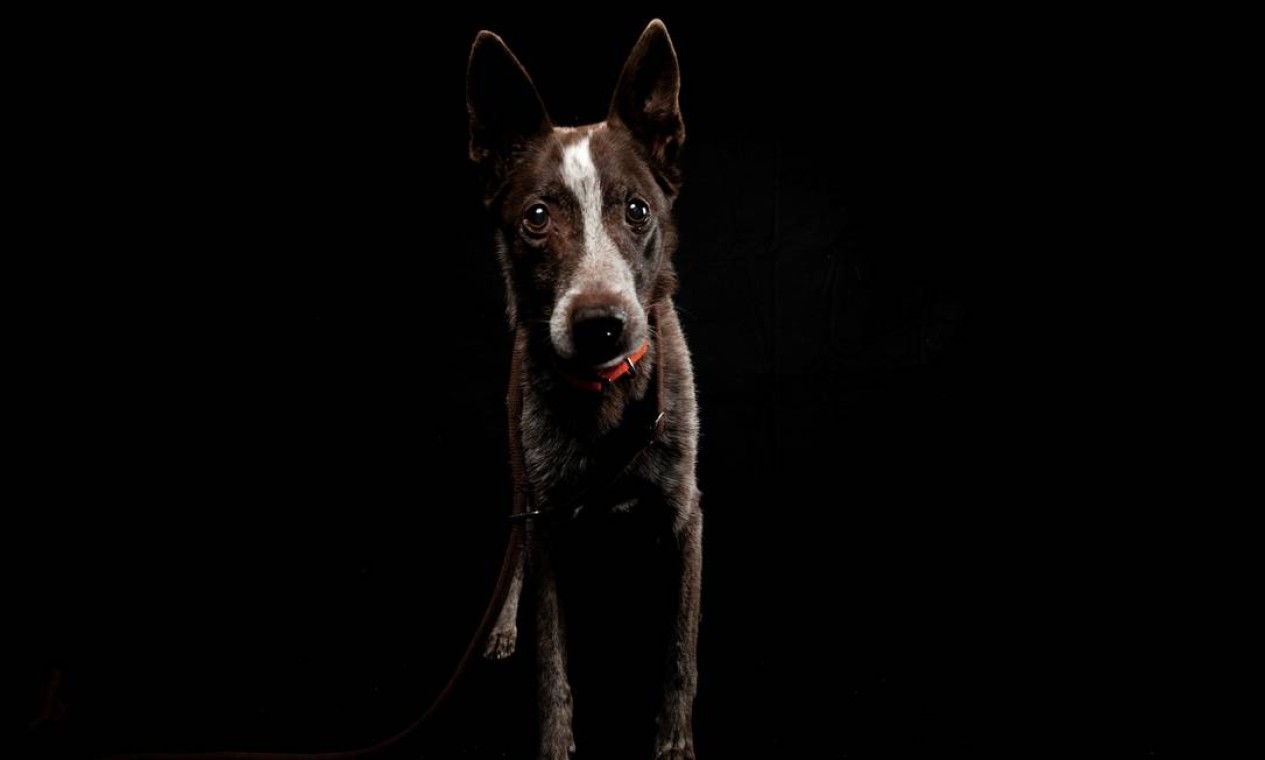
[559, 340, 650, 393]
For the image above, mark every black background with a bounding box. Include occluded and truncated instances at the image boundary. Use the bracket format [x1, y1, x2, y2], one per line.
[19, 8, 1174, 760]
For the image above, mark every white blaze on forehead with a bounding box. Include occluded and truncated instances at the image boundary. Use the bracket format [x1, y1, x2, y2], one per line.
[561, 136, 598, 197]
[549, 132, 643, 361]
[560, 135, 609, 259]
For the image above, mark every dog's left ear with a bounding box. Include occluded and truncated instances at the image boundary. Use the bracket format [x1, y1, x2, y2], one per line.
[608, 19, 685, 193]
[467, 31, 553, 196]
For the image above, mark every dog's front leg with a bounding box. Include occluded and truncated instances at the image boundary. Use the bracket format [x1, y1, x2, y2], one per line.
[655, 492, 703, 760]
[532, 529, 575, 759]
[483, 537, 524, 660]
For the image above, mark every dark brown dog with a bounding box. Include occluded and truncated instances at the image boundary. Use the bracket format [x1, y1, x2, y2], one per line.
[466, 20, 702, 760]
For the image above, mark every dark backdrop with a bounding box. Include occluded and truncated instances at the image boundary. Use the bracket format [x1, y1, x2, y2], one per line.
[19, 8, 1170, 760]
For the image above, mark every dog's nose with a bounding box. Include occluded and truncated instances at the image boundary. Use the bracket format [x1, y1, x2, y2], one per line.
[571, 307, 626, 365]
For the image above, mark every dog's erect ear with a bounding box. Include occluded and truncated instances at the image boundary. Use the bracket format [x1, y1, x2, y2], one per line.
[608, 20, 685, 189]
[467, 31, 552, 187]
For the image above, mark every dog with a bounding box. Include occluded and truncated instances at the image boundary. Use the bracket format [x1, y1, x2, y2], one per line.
[466, 19, 702, 760]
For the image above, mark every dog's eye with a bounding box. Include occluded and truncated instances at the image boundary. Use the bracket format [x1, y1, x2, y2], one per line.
[626, 198, 650, 225]
[522, 203, 550, 234]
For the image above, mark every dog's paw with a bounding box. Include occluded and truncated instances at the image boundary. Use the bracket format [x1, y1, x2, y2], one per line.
[654, 725, 695, 759]
[537, 728, 576, 760]
[537, 740, 576, 760]
[483, 624, 517, 660]
[537, 685, 576, 759]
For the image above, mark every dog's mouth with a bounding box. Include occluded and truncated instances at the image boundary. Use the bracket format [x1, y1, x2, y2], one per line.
[574, 340, 647, 370]
[556, 338, 650, 392]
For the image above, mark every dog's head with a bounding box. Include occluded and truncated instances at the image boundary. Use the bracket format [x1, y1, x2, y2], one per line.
[467, 20, 684, 372]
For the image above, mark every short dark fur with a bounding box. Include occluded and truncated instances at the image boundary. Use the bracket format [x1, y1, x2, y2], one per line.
[468, 21, 702, 760]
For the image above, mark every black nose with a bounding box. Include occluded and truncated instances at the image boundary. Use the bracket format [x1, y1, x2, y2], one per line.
[571, 308, 626, 365]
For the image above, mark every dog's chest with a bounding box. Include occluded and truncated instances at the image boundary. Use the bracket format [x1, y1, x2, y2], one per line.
[527, 446, 659, 522]
[522, 401, 663, 519]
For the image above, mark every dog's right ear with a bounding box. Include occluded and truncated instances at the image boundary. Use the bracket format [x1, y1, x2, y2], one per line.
[608, 20, 684, 194]
[467, 31, 552, 193]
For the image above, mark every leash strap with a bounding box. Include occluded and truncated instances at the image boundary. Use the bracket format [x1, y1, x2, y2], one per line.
[100, 306, 665, 760]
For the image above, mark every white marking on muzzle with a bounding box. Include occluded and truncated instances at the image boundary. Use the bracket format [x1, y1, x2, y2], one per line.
[549, 131, 642, 361]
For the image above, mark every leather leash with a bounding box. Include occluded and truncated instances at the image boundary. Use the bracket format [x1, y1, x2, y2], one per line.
[101, 306, 665, 760]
